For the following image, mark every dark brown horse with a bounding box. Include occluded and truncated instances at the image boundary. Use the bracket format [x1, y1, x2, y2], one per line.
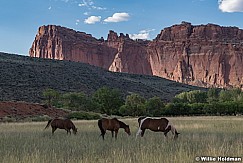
[44, 118, 77, 135]
[98, 118, 131, 140]
[136, 117, 180, 139]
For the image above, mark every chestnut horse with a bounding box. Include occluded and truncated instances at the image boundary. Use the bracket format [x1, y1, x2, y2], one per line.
[44, 118, 77, 135]
[136, 117, 180, 139]
[98, 118, 131, 140]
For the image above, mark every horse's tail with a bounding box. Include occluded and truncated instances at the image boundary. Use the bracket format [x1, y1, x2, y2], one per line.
[136, 117, 148, 139]
[44, 119, 53, 129]
[98, 119, 105, 137]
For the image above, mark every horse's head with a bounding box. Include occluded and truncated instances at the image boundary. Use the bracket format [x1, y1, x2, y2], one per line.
[124, 125, 131, 136]
[73, 127, 78, 135]
[174, 131, 180, 140]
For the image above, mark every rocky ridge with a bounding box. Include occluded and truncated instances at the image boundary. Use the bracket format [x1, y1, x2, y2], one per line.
[30, 22, 243, 88]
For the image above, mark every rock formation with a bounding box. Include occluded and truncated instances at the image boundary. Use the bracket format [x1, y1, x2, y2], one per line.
[29, 26, 152, 75]
[29, 22, 243, 88]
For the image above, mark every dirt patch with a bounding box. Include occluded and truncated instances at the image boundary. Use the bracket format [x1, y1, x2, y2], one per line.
[0, 101, 69, 121]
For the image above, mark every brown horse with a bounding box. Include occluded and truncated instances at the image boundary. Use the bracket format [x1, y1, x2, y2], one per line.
[44, 118, 77, 135]
[136, 117, 180, 139]
[98, 118, 131, 140]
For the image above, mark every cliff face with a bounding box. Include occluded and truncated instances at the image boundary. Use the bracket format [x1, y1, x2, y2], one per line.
[29, 25, 152, 75]
[148, 22, 243, 88]
[29, 22, 243, 88]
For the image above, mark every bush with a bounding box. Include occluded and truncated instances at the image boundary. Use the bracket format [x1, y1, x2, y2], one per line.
[31, 115, 51, 122]
[122, 93, 146, 116]
[1, 116, 16, 122]
[42, 88, 60, 107]
[118, 105, 129, 116]
[170, 89, 243, 116]
[188, 103, 206, 115]
[145, 96, 165, 116]
[92, 87, 124, 115]
[62, 92, 93, 111]
[164, 103, 191, 115]
[174, 90, 207, 104]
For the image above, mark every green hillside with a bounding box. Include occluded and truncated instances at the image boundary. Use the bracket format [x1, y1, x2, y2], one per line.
[0, 52, 204, 103]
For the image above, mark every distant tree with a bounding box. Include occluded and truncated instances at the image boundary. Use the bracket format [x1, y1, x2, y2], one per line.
[219, 88, 242, 102]
[207, 88, 219, 103]
[164, 103, 190, 115]
[237, 93, 243, 102]
[174, 92, 188, 103]
[123, 93, 146, 116]
[174, 90, 207, 103]
[219, 90, 232, 102]
[118, 105, 129, 116]
[42, 88, 60, 107]
[186, 90, 207, 103]
[230, 88, 242, 101]
[145, 96, 165, 116]
[92, 87, 124, 115]
[62, 92, 89, 110]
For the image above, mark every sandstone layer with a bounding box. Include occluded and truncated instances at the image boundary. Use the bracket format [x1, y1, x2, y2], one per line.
[29, 22, 243, 88]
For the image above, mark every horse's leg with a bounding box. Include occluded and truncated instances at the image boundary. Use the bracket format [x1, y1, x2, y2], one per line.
[111, 131, 114, 138]
[115, 130, 118, 139]
[52, 127, 57, 135]
[66, 129, 71, 135]
[101, 129, 105, 140]
[68, 129, 72, 135]
[141, 129, 146, 137]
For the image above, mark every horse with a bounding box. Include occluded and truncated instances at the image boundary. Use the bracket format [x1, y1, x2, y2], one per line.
[136, 117, 180, 139]
[44, 118, 77, 135]
[98, 118, 131, 140]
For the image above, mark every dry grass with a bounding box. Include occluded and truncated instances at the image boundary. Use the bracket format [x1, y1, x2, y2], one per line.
[0, 116, 243, 163]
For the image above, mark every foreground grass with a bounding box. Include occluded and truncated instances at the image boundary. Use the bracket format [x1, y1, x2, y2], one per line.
[0, 117, 243, 163]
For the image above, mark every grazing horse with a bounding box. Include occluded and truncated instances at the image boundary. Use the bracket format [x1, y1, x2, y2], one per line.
[44, 118, 77, 135]
[136, 117, 180, 139]
[98, 118, 131, 140]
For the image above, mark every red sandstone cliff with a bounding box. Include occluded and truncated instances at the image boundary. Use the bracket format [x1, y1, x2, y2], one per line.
[29, 22, 243, 88]
[29, 25, 152, 75]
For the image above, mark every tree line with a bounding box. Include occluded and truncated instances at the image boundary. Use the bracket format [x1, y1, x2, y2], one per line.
[43, 87, 243, 117]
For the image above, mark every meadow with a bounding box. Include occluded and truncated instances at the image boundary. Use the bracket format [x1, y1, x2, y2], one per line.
[0, 117, 242, 163]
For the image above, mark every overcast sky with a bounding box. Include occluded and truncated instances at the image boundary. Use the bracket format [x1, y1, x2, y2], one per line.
[0, 0, 243, 55]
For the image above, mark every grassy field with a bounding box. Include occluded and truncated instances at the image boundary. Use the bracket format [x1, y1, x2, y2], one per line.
[0, 117, 242, 163]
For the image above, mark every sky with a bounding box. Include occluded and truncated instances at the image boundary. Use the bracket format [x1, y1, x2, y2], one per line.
[0, 0, 243, 55]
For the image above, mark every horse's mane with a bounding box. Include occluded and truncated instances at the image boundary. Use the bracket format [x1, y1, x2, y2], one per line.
[138, 116, 146, 123]
[117, 120, 128, 128]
